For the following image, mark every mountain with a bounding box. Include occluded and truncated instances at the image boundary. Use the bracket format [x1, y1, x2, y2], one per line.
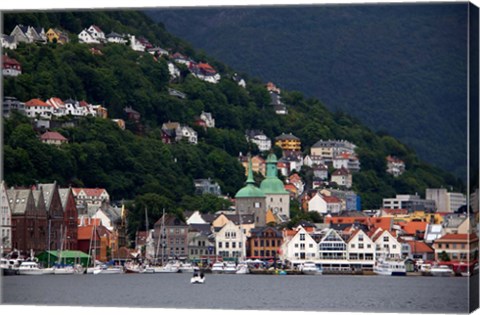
[2, 9, 464, 234]
[146, 3, 469, 180]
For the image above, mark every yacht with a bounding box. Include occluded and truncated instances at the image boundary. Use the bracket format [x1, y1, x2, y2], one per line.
[373, 259, 406, 276]
[0, 257, 22, 276]
[18, 261, 44, 275]
[223, 262, 237, 274]
[53, 265, 75, 275]
[211, 262, 225, 274]
[236, 262, 249, 274]
[153, 261, 179, 273]
[179, 262, 196, 273]
[300, 262, 322, 275]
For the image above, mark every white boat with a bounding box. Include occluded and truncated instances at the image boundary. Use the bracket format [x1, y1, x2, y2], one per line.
[42, 267, 55, 275]
[224, 262, 237, 274]
[211, 262, 225, 274]
[430, 265, 454, 277]
[96, 266, 124, 274]
[179, 262, 196, 273]
[373, 259, 406, 276]
[236, 263, 249, 274]
[54, 265, 75, 275]
[300, 262, 322, 275]
[153, 262, 179, 273]
[0, 258, 22, 276]
[18, 261, 44, 275]
[191, 272, 205, 284]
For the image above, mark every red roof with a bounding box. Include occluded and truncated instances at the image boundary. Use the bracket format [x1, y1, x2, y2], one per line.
[289, 173, 302, 183]
[386, 155, 404, 164]
[25, 98, 50, 107]
[77, 226, 94, 240]
[382, 208, 408, 215]
[72, 188, 107, 197]
[2, 54, 21, 66]
[405, 240, 434, 254]
[79, 100, 89, 107]
[332, 167, 350, 176]
[436, 233, 479, 242]
[40, 131, 68, 141]
[91, 25, 103, 33]
[322, 195, 342, 204]
[400, 221, 427, 235]
[47, 97, 64, 107]
[197, 62, 216, 72]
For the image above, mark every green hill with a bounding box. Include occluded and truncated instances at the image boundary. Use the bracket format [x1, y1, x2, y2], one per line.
[146, 3, 469, 180]
[2, 10, 464, 235]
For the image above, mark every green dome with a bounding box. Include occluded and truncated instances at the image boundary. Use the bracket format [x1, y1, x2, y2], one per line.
[260, 178, 288, 195]
[235, 184, 266, 198]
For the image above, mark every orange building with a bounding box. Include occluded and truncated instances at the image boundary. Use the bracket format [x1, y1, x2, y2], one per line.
[248, 226, 283, 260]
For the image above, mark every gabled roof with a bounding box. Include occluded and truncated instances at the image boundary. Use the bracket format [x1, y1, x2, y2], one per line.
[72, 188, 108, 197]
[89, 25, 104, 33]
[436, 233, 479, 242]
[250, 226, 283, 238]
[399, 221, 427, 235]
[25, 98, 50, 107]
[6, 189, 32, 215]
[40, 131, 68, 142]
[322, 195, 342, 204]
[154, 213, 187, 227]
[275, 133, 299, 141]
[188, 223, 212, 236]
[3, 54, 21, 66]
[37, 182, 58, 211]
[404, 240, 434, 254]
[332, 167, 351, 176]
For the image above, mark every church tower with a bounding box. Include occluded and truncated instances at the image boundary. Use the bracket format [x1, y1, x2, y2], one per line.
[260, 152, 290, 221]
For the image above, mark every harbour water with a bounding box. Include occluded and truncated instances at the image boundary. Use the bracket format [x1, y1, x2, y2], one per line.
[0, 273, 472, 313]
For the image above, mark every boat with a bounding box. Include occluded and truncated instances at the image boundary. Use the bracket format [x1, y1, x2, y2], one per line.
[224, 262, 237, 274]
[373, 259, 406, 276]
[0, 257, 22, 276]
[53, 265, 75, 275]
[190, 271, 205, 284]
[430, 265, 454, 277]
[211, 262, 225, 274]
[18, 261, 44, 275]
[125, 262, 146, 274]
[300, 262, 322, 275]
[179, 262, 196, 273]
[152, 262, 179, 273]
[236, 263, 249, 274]
[419, 263, 432, 276]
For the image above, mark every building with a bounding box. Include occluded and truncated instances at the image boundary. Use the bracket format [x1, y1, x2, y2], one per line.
[401, 240, 434, 261]
[153, 213, 188, 261]
[382, 194, 436, 213]
[331, 167, 352, 188]
[245, 130, 272, 152]
[3, 96, 25, 117]
[370, 229, 402, 260]
[347, 229, 376, 270]
[72, 188, 110, 217]
[275, 133, 301, 151]
[215, 220, 246, 261]
[235, 156, 267, 227]
[1, 34, 17, 50]
[280, 225, 318, 263]
[308, 193, 342, 215]
[239, 154, 266, 176]
[269, 92, 288, 115]
[58, 188, 78, 250]
[248, 226, 283, 260]
[2, 54, 22, 77]
[161, 122, 198, 145]
[426, 188, 467, 213]
[106, 31, 127, 44]
[187, 223, 215, 263]
[386, 155, 406, 177]
[310, 139, 356, 161]
[129, 35, 145, 52]
[189, 62, 221, 84]
[40, 131, 68, 145]
[46, 28, 69, 44]
[0, 182, 12, 253]
[259, 153, 290, 221]
[25, 98, 53, 119]
[37, 183, 64, 251]
[194, 178, 222, 196]
[433, 233, 479, 262]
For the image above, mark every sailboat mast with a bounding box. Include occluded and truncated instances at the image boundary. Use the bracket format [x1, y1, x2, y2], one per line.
[162, 208, 165, 266]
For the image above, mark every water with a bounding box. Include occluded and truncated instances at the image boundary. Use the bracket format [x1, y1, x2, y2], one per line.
[0, 273, 472, 313]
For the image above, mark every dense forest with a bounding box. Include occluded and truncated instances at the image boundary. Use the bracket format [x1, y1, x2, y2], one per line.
[2, 10, 465, 236]
[146, 4, 469, 180]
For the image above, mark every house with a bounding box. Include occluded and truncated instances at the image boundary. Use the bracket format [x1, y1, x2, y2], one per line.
[239, 154, 266, 176]
[46, 97, 66, 117]
[310, 139, 357, 162]
[137, 36, 153, 50]
[194, 178, 222, 196]
[442, 214, 473, 234]
[9, 25, 31, 43]
[433, 233, 479, 262]
[78, 29, 100, 44]
[2, 54, 22, 77]
[269, 91, 288, 115]
[1, 35, 17, 50]
[3, 96, 25, 117]
[168, 62, 181, 80]
[177, 125, 198, 144]
[46, 28, 69, 44]
[171, 52, 193, 66]
[168, 88, 186, 99]
[0, 182, 12, 253]
[185, 210, 208, 225]
[398, 221, 427, 239]
[280, 225, 318, 264]
[370, 229, 402, 260]
[266, 82, 281, 94]
[211, 213, 255, 237]
[94, 206, 122, 231]
[275, 133, 301, 151]
[8, 188, 47, 256]
[308, 193, 342, 215]
[25, 98, 53, 119]
[72, 188, 110, 217]
[401, 240, 434, 261]
[58, 187, 78, 250]
[199, 111, 215, 128]
[106, 31, 126, 44]
[111, 119, 125, 130]
[245, 130, 271, 152]
[188, 223, 216, 263]
[148, 47, 169, 57]
[37, 183, 64, 251]
[346, 229, 376, 270]
[40, 131, 68, 145]
[248, 226, 283, 260]
[424, 223, 443, 244]
[62, 99, 85, 117]
[189, 62, 221, 84]
[386, 155, 405, 177]
[87, 25, 105, 42]
[232, 73, 246, 88]
[313, 164, 329, 181]
[154, 213, 188, 261]
[331, 167, 352, 188]
[124, 106, 141, 122]
[129, 35, 145, 52]
[288, 173, 305, 196]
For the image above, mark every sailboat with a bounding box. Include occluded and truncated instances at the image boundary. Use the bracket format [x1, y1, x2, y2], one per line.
[54, 226, 75, 275]
[235, 212, 249, 275]
[86, 217, 102, 274]
[152, 209, 179, 273]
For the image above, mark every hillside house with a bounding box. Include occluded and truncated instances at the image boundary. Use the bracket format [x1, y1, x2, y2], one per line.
[308, 193, 342, 214]
[25, 98, 53, 119]
[269, 91, 287, 115]
[2, 55, 22, 77]
[194, 178, 222, 196]
[245, 130, 271, 152]
[129, 35, 145, 52]
[331, 167, 352, 188]
[239, 154, 266, 176]
[275, 133, 301, 151]
[3, 96, 25, 117]
[106, 32, 127, 44]
[189, 62, 221, 84]
[46, 28, 69, 44]
[310, 140, 356, 161]
[1, 35, 17, 50]
[386, 155, 406, 177]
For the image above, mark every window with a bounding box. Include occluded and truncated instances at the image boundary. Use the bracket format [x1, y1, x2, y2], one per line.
[359, 244, 364, 249]
[383, 236, 389, 242]
[225, 242, 230, 248]
[218, 242, 222, 248]
[232, 242, 236, 248]
[300, 234, 305, 241]
[358, 235, 364, 241]
[266, 240, 270, 247]
[300, 243, 305, 250]
[260, 240, 264, 247]
[392, 245, 396, 249]
[367, 244, 371, 248]
[351, 244, 355, 248]
[295, 243, 299, 248]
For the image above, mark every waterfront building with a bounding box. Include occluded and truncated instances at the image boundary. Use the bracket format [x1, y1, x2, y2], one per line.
[188, 223, 216, 263]
[433, 233, 479, 262]
[37, 182, 64, 251]
[153, 213, 188, 261]
[0, 182, 12, 253]
[248, 226, 283, 260]
[346, 229, 376, 270]
[370, 229, 402, 260]
[401, 240, 435, 261]
[58, 187, 78, 250]
[214, 220, 246, 261]
[280, 225, 318, 264]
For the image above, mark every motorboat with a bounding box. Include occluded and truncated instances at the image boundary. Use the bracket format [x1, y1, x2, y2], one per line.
[53, 265, 75, 275]
[0, 257, 22, 276]
[211, 262, 224, 274]
[430, 265, 454, 277]
[191, 271, 205, 284]
[153, 262, 179, 273]
[236, 263, 249, 274]
[300, 262, 322, 275]
[18, 261, 44, 275]
[373, 259, 406, 276]
[179, 262, 196, 273]
[223, 262, 237, 274]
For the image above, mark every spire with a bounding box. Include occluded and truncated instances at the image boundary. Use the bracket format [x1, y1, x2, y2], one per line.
[246, 153, 255, 185]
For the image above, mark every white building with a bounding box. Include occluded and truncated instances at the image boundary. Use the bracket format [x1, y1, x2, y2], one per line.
[200, 111, 215, 128]
[426, 188, 467, 212]
[317, 229, 348, 268]
[346, 229, 376, 270]
[280, 225, 318, 263]
[177, 125, 198, 145]
[186, 211, 208, 225]
[106, 32, 127, 44]
[0, 181, 12, 252]
[215, 220, 246, 260]
[78, 29, 100, 44]
[371, 229, 402, 260]
[1, 35, 17, 50]
[24, 98, 53, 119]
[382, 194, 436, 212]
[168, 62, 181, 80]
[331, 167, 352, 188]
[308, 193, 342, 215]
[129, 35, 145, 52]
[87, 25, 105, 42]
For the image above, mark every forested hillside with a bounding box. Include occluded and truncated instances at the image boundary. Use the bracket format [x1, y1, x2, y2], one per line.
[146, 3, 469, 180]
[2, 10, 464, 235]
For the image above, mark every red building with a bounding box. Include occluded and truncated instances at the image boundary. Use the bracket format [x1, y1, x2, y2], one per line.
[37, 183, 65, 251]
[59, 187, 78, 250]
[2, 54, 22, 76]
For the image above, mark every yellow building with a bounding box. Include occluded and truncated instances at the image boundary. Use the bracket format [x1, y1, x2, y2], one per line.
[275, 133, 301, 151]
[239, 155, 266, 176]
[46, 28, 69, 44]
